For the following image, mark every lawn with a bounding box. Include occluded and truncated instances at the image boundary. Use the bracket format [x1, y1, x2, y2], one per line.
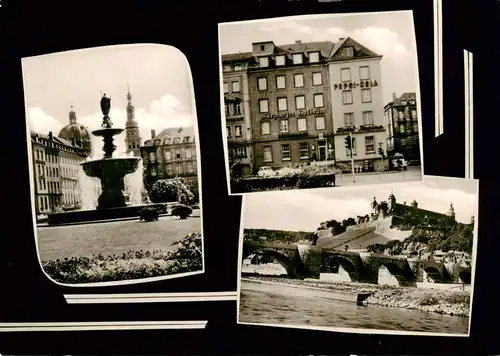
[37, 215, 202, 262]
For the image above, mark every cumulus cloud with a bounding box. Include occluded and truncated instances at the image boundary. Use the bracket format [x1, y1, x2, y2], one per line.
[27, 94, 194, 159]
[243, 180, 478, 232]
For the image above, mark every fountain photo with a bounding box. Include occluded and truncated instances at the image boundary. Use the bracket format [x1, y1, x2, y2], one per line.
[219, 11, 424, 195]
[23, 44, 204, 285]
[237, 176, 478, 336]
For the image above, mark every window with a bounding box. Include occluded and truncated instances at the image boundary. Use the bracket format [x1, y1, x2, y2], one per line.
[413, 123, 419, 132]
[343, 47, 354, 57]
[361, 88, 372, 103]
[312, 72, 322, 86]
[259, 99, 269, 113]
[309, 51, 320, 63]
[315, 116, 326, 130]
[294, 74, 304, 87]
[176, 164, 182, 174]
[277, 97, 287, 111]
[151, 167, 157, 176]
[234, 65, 242, 71]
[275, 55, 286, 66]
[174, 137, 181, 144]
[235, 125, 242, 137]
[263, 146, 273, 162]
[362, 111, 374, 126]
[276, 75, 286, 89]
[223, 64, 231, 72]
[165, 151, 172, 161]
[359, 66, 370, 80]
[401, 100, 407, 106]
[281, 144, 291, 160]
[313, 93, 324, 108]
[398, 111, 405, 120]
[176, 150, 181, 159]
[279, 119, 289, 133]
[236, 147, 247, 157]
[365, 136, 375, 153]
[342, 90, 353, 104]
[344, 113, 354, 127]
[166, 165, 173, 175]
[297, 118, 307, 131]
[411, 110, 417, 119]
[258, 77, 267, 91]
[340, 68, 351, 82]
[299, 142, 309, 159]
[410, 100, 416, 105]
[292, 53, 303, 65]
[232, 81, 240, 92]
[227, 126, 231, 137]
[399, 124, 405, 134]
[223, 82, 229, 93]
[233, 102, 241, 115]
[185, 148, 192, 159]
[261, 121, 271, 135]
[259, 57, 269, 68]
[295, 95, 306, 110]
[187, 162, 194, 173]
[149, 152, 156, 163]
[260, 44, 265, 51]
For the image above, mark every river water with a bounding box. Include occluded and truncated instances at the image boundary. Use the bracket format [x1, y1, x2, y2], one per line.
[239, 281, 468, 335]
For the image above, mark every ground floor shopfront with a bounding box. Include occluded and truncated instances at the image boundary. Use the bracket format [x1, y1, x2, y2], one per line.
[334, 129, 386, 173]
[253, 135, 335, 171]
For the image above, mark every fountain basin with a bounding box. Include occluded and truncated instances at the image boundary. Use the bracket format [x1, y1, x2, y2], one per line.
[46, 203, 174, 226]
[92, 127, 124, 137]
[81, 157, 140, 178]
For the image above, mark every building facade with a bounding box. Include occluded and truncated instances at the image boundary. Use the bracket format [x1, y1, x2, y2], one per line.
[222, 53, 255, 177]
[328, 37, 386, 172]
[124, 85, 142, 157]
[248, 40, 335, 171]
[383, 92, 420, 161]
[31, 131, 88, 215]
[141, 127, 199, 197]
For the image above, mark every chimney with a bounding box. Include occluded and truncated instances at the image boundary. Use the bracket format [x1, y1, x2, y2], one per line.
[48, 131, 53, 141]
[151, 129, 156, 139]
[392, 93, 397, 102]
[339, 37, 345, 41]
[295, 40, 302, 44]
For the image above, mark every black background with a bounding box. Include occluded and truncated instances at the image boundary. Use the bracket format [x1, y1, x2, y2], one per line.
[0, 0, 498, 354]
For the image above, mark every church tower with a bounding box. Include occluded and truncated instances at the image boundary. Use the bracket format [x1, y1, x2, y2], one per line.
[124, 84, 142, 157]
[447, 202, 456, 221]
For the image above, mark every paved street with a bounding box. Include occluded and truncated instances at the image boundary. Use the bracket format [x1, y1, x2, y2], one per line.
[37, 215, 202, 262]
[335, 166, 422, 187]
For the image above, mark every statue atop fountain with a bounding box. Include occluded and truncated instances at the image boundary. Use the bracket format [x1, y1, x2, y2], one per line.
[80, 93, 141, 209]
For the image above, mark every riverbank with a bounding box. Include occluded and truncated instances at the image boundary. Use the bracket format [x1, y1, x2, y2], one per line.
[242, 276, 470, 317]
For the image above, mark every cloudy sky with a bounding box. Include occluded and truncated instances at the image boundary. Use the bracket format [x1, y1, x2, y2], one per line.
[243, 176, 479, 232]
[219, 11, 418, 105]
[22, 44, 195, 158]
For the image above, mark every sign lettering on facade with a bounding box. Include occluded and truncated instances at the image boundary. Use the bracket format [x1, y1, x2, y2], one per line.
[261, 108, 324, 120]
[333, 80, 378, 90]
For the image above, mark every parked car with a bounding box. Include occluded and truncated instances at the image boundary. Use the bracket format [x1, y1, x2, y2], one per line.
[390, 153, 408, 171]
[257, 166, 276, 177]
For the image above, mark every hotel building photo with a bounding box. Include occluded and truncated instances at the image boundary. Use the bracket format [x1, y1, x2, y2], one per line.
[221, 36, 420, 178]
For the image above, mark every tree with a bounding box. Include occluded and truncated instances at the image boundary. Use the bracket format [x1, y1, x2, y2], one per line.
[325, 219, 345, 235]
[377, 201, 389, 217]
[342, 217, 356, 229]
[149, 178, 195, 205]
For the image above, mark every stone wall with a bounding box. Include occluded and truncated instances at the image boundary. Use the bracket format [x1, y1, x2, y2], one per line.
[374, 216, 412, 240]
[346, 221, 377, 232]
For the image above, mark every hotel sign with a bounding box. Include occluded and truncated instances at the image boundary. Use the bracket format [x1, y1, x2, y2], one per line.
[261, 108, 324, 120]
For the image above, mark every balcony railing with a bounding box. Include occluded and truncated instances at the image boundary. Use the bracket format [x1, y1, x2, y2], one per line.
[278, 132, 310, 139]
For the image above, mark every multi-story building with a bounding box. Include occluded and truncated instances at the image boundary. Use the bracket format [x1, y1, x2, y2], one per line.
[141, 126, 199, 198]
[383, 92, 420, 161]
[124, 85, 142, 157]
[327, 37, 386, 172]
[222, 53, 255, 177]
[247, 40, 335, 171]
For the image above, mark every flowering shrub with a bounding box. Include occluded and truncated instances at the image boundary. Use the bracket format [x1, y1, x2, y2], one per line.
[41, 233, 203, 284]
[149, 178, 195, 205]
[231, 172, 336, 193]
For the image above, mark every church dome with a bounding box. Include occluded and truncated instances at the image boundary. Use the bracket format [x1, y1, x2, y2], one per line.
[57, 106, 92, 157]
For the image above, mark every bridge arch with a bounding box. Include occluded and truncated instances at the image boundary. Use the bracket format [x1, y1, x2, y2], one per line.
[242, 249, 297, 277]
[322, 254, 358, 274]
[380, 262, 413, 284]
[423, 266, 442, 282]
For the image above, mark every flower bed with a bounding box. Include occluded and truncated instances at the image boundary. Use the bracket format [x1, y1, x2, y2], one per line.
[231, 172, 336, 193]
[42, 233, 203, 284]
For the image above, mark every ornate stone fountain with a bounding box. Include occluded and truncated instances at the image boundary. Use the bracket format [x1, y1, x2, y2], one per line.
[80, 94, 140, 209]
